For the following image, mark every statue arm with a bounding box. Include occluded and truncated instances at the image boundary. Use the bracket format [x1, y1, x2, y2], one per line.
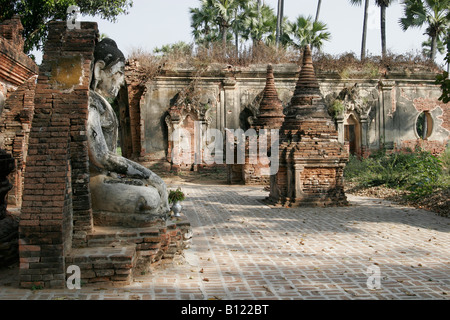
[87, 105, 169, 210]
[87, 105, 148, 179]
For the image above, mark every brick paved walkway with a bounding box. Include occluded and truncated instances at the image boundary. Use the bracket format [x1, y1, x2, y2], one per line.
[0, 183, 449, 300]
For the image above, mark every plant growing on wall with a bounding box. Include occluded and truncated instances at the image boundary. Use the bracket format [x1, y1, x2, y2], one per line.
[328, 99, 345, 119]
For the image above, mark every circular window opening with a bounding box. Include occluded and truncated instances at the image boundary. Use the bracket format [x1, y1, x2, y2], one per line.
[415, 111, 433, 140]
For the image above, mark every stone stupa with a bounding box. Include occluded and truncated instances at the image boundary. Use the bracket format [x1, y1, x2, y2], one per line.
[228, 65, 285, 185]
[268, 45, 349, 207]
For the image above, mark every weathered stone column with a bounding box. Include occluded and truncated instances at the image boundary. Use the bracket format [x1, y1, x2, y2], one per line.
[222, 78, 237, 131]
[379, 80, 396, 149]
[336, 114, 345, 144]
[360, 116, 369, 156]
[293, 163, 305, 200]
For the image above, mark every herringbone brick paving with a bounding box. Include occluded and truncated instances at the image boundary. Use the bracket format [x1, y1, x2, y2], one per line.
[0, 183, 448, 300]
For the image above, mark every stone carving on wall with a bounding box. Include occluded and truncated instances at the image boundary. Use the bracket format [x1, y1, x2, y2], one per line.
[165, 86, 216, 170]
[325, 84, 376, 120]
[343, 85, 375, 120]
[324, 84, 378, 155]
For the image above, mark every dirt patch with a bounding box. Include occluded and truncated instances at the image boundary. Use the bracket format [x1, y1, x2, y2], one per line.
[345, 181, 449, 218]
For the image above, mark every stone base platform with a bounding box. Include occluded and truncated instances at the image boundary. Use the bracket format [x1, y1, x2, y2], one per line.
[93, 211, 167, 228]
[67, 214, 192, 287]
[264, 192, 349, 208]
[65, 246, 137, 286]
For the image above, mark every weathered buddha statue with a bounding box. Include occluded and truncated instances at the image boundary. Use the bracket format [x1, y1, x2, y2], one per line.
[88, 39, 170, 226]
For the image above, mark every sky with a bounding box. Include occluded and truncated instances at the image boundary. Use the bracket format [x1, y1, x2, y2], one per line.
[34, 0, 446, 66]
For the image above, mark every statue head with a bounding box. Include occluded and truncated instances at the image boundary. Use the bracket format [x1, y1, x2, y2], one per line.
[91, 38, 126, 99]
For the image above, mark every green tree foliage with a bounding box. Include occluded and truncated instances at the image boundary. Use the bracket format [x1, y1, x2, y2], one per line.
[190, 0, 241, 47]
[153, 41, 192, 56]
[189, 0, 330, 53]
[421, 37, 446, 57]
[399, 0, 449, 62]
[212, 0, 240, 46]
[0, 0, 133, 53]
[435, 32, 449, 103]
[190, 3, 221, 45]
[241, 2, 277, 46]
[284, 15, 331, 51]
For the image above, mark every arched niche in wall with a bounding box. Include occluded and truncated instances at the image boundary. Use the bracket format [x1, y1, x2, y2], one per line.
[344, 112, 362, 156]
[415, 111, 433, 140]
[165, 103, 212, 171]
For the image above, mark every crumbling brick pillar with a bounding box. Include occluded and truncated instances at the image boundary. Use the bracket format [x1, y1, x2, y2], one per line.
[19, 21, 98, 289]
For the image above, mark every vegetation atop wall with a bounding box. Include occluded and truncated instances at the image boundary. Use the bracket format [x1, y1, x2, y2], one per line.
[128, 43, 443, 80]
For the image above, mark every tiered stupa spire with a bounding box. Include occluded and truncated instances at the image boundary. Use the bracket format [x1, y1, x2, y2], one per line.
[291, 44, 322, 104]
[252, 64, 285, 130]
[281, 45, 330, 135]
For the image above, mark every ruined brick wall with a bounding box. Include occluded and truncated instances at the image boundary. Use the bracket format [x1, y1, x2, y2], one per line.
[0, 16, 38, 109]
[0, 16, 39, 207]
[19, 21, 98, 289]
[0, 76, 37, 206]
[126, 64, 449, 168]
[398, 96, 449, 155]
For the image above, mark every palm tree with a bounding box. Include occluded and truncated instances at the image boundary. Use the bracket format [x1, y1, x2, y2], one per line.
[399, 0, 449, 62]
[241, 2, 277, 46]
[285, 15, 331, 51]
[190, 3, 220, 46]
[315, 0, 323, 22]
[212, 0, 240, 47]
[350, 0, 371, 60]
[375, 0, 395, 58]
[275, 0, 284, 45]
[233, 0, 252, 57]
[422, 37, 446, 58]
[190, 0, 241, 48]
